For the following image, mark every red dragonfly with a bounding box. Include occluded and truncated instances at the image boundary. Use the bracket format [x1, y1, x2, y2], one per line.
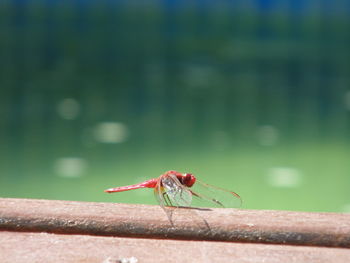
[104, 170, 241, 209]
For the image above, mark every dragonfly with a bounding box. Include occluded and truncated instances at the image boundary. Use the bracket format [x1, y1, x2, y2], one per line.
[104, 170, 242, 209]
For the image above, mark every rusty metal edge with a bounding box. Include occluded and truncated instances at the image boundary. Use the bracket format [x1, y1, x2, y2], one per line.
[0, 198, 350, 248]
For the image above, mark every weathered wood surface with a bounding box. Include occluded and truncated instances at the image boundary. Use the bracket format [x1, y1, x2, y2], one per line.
[1, 231, 350, 263]
[1, 198, 350, 248]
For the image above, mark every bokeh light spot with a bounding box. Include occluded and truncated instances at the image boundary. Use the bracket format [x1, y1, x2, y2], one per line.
[256, 125, 279, 146]
[267, 167, 302, 188]
[57, 98, 80, 120]
[341, 204, 350, 213]
[94, 122, 129, 144]
[54, 157, 87, 178]
[344, 91, 350, 110]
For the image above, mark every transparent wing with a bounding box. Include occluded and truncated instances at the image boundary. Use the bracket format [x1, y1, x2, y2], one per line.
[154, 179, 167, 209]
[155, 173, 192, 207]
[189, 180, 242, 208]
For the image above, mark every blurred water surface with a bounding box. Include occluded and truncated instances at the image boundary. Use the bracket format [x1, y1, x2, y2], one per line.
[0, 0, 350, 213]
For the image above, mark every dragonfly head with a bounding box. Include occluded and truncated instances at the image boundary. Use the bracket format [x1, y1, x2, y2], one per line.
[181, 173, 196, 187]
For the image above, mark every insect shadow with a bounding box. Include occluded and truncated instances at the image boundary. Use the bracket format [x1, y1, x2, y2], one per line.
[164, 206, 212, 232]
[176, 206, 212, 211]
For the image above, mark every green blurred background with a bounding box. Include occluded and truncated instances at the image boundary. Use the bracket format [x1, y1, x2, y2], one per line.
[1, 0, 350, 213]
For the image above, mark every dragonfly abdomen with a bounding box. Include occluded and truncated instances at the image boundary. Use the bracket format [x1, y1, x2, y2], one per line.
[104, 178, 157, 193]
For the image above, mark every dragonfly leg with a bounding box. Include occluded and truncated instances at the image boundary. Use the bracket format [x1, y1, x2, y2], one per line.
[163, 192, 173, 207]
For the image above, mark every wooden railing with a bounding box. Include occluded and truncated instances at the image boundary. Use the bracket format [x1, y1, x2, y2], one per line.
[0, 198, 350, 262]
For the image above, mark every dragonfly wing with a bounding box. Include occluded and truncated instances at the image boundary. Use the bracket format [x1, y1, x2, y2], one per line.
[190, 180, 242, 208]
[160, 173, 192, 207]
[154, 179, 167, 209]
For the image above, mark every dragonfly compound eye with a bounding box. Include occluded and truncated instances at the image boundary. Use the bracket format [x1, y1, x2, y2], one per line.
[182, 173, 196, 187]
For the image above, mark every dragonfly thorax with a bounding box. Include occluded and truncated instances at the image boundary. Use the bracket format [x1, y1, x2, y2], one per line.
[161, 175, 193, 207]
[162, 177, 181, 194]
